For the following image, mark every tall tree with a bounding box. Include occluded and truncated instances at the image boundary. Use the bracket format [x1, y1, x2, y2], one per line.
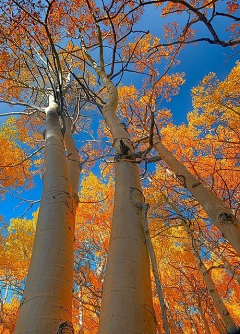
[0, 0, 239, 333]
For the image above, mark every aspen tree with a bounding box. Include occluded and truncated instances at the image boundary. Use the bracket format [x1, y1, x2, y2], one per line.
[197, 236, 240, 285]
[133, 197, 170, 334]
[0, 2, 83, 330]
[197, 296, 211, 334]
[1, 1, 240, 332]
[14, 96, 80, 333]
[161, 193, 239, 334]
[154, 138, 240, 255]
[79, 20, 155, 332]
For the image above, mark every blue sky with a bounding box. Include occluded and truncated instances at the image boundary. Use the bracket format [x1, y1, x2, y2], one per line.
[0, 2, 239, 224]
[130, 3, 239, 124]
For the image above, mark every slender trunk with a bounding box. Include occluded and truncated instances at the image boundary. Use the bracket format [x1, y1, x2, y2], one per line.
[15, 97, 75, 333]
[98, 76, 155, 333]
[0, 285, 8, 318]
[221, 255, 240, 284]
[197, 296, 211, 334]
[64, 117, 81, 215]
[3, 285, 8, 304]
[78, 287, 84, 334]
[192, 242, 237, 333]
[64, 117, 81, 201]
[141, 204, 170, 334]
[154, 139, 240, 255]
[202, 237, 240, 285]
[183, 302, 199, 334]
[163, 194, 238, 333]
[209, 305, 227, 334]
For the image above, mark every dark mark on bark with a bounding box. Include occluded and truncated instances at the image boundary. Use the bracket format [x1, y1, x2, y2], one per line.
[191, 182, 201, 188]
[57, 321, 74, 334]
[19, 297, 26, 307]
[176, 173, 187, 188]
[120, 139, 131, 156]
[218, 212, 236, 226]
[52, 191, 71, 199]
[115, 139, 132, 161]
[73, 193, 79, 204]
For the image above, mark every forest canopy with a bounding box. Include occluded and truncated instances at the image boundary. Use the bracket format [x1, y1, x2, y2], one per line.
[0, 0, 239, 333]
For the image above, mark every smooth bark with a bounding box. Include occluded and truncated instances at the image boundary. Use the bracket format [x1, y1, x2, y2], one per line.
[164, 196, 238, 334]
[210, 308, 228, 334]
[15, 97, 75, 333]
[220, 255, 240, 284]
[64, 117, 81, 200]
[141, 203, 170, 334]
[197, 296, 211, 334]
[154, 139, 240, 255]
[98, 75, 155, 334]
[198, 236, 240, 285]
[192, 239, 237, 333]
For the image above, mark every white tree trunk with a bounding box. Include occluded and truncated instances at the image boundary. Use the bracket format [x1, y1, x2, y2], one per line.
[154, 139, 240, 255]
[162, 194, 238, 334]
[15, 97, 75, 333]
[141, 204, 170, 334]
[98, 76, 155, 334]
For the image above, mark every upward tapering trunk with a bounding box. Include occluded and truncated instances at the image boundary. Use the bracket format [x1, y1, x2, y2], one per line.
[163, 195, 238, 334]
[14, 97, 75, 333]
[154, 139, 240, 255]
[197, 297, 211, 334]
[187, 228, 238, 334]
[142, 205, 170, 334]
[64, 117, 81, 212]
[198, 236, 240, 284]
[98, 76, 155, 334]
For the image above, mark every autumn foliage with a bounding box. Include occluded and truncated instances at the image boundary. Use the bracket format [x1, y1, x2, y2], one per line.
[0, 0, 240, 333]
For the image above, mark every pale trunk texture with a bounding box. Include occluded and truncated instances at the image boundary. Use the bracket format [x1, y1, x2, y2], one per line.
[162, 194, 238, 334]
[15, 98, 75, 333]
[197, 297, 211, 334]
[64, 118, 81, 215]
[78, 288, 84, 334]
[183, 224, 238, 333]
[154, 139, 240, 255]
[199, 236, 240, 284]
[98, 75, 155, 334]
[210, 309, 228, 334]
[221, 255, 240, 284]
[64, 118, 81, 199]
[141, 205, 170, 334]
[192, 240, 237, 333]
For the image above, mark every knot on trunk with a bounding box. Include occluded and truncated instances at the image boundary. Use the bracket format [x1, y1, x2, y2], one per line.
[115, 139, 132, 161]
[57, 321, 74, 334]
[120, 139, 131, 155]
[218, 212, 236, 226]
[73, 193, 80, 204]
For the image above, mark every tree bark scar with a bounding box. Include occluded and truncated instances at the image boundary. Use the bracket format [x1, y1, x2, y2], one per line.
[57, 321, 74, 334]
[218, 212, 236, 226]
[191, 182, 201, 188]
[73, 193, 80, 204]
[115, 139, 132, 161]
[176, 173, 187, 187]
[120, 139, 131, 156]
